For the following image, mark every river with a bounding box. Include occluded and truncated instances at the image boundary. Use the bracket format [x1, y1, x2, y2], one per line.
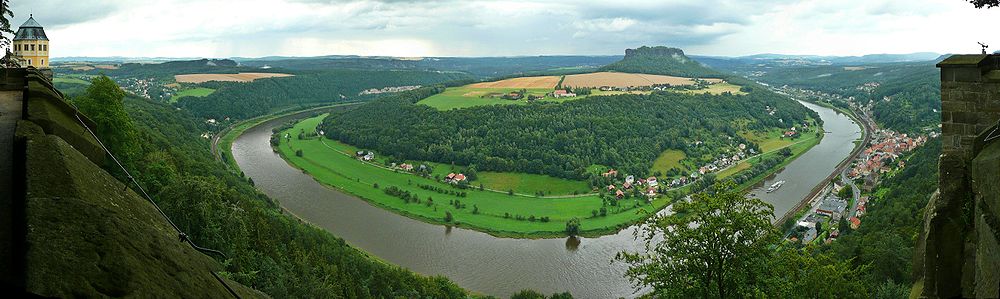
[231, 100, 862, 298]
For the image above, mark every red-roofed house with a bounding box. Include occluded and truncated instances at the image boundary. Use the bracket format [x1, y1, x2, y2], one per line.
[615, 190, 625, 199]
[849, 217, 861, 229]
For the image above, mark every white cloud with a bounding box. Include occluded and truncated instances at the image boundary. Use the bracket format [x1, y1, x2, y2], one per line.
[10, 0, 1000, 58]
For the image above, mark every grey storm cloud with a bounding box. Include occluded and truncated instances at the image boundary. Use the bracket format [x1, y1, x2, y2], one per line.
[17, 0, 998, 58]
[11, 0, 123, 28]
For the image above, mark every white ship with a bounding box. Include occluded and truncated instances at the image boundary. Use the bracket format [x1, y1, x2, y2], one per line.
[766, 180, 786, 193]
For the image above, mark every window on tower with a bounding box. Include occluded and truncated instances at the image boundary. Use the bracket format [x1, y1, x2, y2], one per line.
[30, 44, 35, 51]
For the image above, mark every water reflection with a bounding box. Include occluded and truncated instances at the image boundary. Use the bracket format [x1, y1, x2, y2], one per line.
[232, 100, 861, 298]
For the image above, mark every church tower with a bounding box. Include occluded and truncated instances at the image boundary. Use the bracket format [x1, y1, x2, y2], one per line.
[13, 14, 49, 68]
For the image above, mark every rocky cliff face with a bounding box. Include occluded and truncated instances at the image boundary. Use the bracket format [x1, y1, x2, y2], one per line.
[600, 46, 719, 78]
[2, 69, 262, 297]
[624, 46, 688, 60]
[915, 55, 1000, 298]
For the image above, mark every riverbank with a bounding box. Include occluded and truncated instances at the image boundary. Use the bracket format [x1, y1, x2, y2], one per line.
[228, 100, 858, 297]
[215, 103, 362, 170]
[771, 98, 871, 226]
[258, 110, 823, 238]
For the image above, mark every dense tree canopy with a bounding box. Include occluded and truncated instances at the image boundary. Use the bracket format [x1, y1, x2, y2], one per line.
[73, 75, 142, 174]
[754, 62, 940, 134]
[617, 183, 867, 298]
[178, 69, 472, 119]
[102, 89, 479, 297]
[321, 87, 813, 180]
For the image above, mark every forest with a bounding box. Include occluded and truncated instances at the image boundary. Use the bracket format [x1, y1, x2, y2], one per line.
[236, 55, 621, 78]
[64, 59, 249, 81]
[320, 84, 815, 180]
[177, 69, 473, 119]
[752, 62, 941, 134]
[71, 76, 480, 298]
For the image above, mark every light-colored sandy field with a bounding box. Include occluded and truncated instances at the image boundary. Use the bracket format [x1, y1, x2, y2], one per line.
[467, 76, 561, 89]
[174, 72, 294, 83]
[562, 72, 722, 88]
[94, 65, 119, 70]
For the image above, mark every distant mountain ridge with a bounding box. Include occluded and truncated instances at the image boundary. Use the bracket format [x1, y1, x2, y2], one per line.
[693, 52, 943, 68]
[600, 46, 722, 78]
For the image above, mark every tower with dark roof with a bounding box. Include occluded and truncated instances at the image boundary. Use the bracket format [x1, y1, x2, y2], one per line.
[13, 14, 49, 68]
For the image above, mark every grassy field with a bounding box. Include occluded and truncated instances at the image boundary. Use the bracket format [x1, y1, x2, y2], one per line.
[742, 127, 809, 153]
[650, 149, 686, 175]
[275, 114, 666, 238]
[171, 87, 216, 102]
[476, 172, 592, 196]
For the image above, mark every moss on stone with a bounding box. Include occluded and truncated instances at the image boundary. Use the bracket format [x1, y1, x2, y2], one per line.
[23, 132, 263, 297]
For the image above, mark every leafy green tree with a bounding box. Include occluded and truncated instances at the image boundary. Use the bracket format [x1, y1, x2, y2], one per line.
[618, 182, 870, 298]
[0, 0, 12, 49]
[73, 75, 142, 174]
[444, 211, 453, 222]
[510, 289, 546, 299]
[837, 185, 853, 199]
[617, 182, 776, 298]
[565, 218, 581, 236]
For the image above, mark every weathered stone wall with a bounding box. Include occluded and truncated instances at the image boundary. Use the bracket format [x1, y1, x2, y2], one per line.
[916, 54, 1000, 298]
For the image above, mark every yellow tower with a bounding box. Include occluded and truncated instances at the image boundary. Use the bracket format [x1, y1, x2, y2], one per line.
[12, 14, 49, 68]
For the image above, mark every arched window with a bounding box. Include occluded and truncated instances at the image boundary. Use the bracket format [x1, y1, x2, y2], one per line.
[41, 59, 44, 65]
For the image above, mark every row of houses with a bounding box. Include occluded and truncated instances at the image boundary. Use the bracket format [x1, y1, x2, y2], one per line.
[358, 85, 421, 96]
[601, 170, 661, 199]
[848, 130, 929, 179]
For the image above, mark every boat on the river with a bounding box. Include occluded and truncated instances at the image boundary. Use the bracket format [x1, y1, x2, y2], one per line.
[766, 180, 786, 193]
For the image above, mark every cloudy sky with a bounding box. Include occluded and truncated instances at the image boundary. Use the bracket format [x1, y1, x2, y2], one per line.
[11, 0, 1000, 58]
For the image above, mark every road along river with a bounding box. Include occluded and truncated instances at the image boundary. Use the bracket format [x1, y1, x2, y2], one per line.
[231, 100, 862, 298]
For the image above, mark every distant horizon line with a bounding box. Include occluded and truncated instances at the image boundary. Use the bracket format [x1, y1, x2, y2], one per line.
[47, 51, 950, 62]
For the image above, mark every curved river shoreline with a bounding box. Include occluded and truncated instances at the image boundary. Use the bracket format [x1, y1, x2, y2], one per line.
[231, 100, 862, 298]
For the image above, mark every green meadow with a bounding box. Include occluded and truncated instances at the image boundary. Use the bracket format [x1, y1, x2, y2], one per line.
[275, 114, 666, 237]
[650, 149, 687, 175]
[171, 87, 216, 102]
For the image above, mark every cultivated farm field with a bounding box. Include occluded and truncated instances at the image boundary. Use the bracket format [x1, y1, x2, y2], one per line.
[467, 75, 560, 88]
[562, 71, 722, 88]
[174, 72, 294, 83]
